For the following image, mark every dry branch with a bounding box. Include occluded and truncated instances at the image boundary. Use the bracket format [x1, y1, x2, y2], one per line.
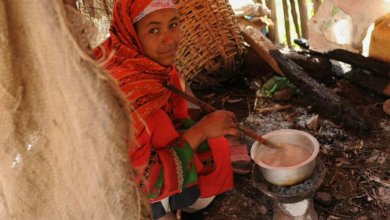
[270, 50, 370, 131]
[322, 49, 390, 79]
[344, 69, 390, 97]
[286, 51, 390, 97]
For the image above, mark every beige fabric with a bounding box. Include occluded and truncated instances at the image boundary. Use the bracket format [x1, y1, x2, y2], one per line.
[0, 0, 149, 219]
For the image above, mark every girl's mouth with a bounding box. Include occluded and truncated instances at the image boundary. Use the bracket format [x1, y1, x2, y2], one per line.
[159, 48, 177, 57]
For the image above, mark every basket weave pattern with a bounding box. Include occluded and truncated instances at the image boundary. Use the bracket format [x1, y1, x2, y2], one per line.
[175, 0, 245, 85]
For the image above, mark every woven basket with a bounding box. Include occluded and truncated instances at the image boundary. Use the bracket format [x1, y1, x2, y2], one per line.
[175, 0, 245, 86]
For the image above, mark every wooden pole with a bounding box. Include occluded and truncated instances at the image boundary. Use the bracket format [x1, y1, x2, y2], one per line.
[289, 0, 301, 38]
[266, 0, 279, 44]
[282, 0, 292, 46]
[297, 0, 309, 39]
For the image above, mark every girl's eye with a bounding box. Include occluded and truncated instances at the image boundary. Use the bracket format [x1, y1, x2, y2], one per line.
[169, 22, 179, 30]
[149, 28, 159, 34]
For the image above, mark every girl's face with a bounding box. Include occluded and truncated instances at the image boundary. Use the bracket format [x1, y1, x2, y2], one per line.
[135, 8, 181, 66]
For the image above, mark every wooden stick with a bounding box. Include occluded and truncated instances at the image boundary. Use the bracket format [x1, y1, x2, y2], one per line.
[282, 0, 291, 46]
[289, 0, 301, 38]
[163, 82, 280, 149]
[298, 0, 309, 39]
[266, 0, 279, 44]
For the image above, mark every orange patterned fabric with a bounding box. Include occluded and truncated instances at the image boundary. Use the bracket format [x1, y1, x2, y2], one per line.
[94, 0, 174, 136]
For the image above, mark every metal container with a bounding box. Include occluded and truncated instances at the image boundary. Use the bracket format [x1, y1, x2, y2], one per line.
[250, 129, 319, 186]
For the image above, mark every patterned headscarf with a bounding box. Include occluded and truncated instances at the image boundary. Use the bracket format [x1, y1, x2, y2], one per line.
[94, 0, 179, 136]
[133, 0, 176, 23]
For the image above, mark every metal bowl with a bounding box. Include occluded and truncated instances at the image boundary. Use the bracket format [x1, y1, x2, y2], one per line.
[250, 129, 319, 186]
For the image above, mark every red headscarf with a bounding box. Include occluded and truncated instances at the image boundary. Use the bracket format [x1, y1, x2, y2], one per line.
[94, 0, 176, 136]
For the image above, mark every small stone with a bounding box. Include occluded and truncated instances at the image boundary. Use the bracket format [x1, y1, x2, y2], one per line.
[315, 192, 333, 206]
[321, 144, 332, 156]
[350, 206, 359, 213]
[272, 88, 294, 101]
[327, 215, 341, 220]
[383, 99, 390, 115]
[332, 193, 345, 200]
[306, 115, 320, 130]
[256, 205, 267, 215]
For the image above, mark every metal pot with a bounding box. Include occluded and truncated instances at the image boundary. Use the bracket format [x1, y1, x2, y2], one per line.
[250, 129, 319, 186]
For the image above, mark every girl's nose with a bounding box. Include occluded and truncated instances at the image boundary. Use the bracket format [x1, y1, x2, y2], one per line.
[162, 31, 177, 45]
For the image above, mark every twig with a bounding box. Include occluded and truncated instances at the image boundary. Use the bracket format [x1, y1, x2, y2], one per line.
[256, 104, 292, 114]
[316, 205, 352, 219]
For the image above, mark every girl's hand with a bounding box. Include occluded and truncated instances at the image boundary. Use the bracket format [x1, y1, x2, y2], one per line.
[182, 110, 239, 150]
[195, 110, 239, 139]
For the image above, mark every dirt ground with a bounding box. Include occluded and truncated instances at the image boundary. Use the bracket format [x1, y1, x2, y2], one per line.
[185, 57, 390, 219]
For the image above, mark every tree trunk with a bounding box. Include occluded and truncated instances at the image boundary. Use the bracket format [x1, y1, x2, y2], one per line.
[289, 0, 301, 38]
[282, 0, 291, 46]
[297, 0, 309, 39]
[266, 0, 279, 44]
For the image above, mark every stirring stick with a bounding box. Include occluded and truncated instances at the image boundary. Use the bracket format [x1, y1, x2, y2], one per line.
[163, 82, 280, 149]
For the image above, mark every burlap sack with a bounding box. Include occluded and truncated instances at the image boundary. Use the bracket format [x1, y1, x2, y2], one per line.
[0, 1, 148, 219]
[77, 0, 114, 47]
[369, 13, 390, 63]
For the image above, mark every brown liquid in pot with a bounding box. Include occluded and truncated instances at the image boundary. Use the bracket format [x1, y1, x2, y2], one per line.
[257, 143, 312, 167]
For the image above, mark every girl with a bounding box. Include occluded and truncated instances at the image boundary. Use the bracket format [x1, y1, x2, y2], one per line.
[95, 0, 246, 219]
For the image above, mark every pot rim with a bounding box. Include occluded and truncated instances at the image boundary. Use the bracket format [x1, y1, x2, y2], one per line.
[251, 129, 319, 170]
